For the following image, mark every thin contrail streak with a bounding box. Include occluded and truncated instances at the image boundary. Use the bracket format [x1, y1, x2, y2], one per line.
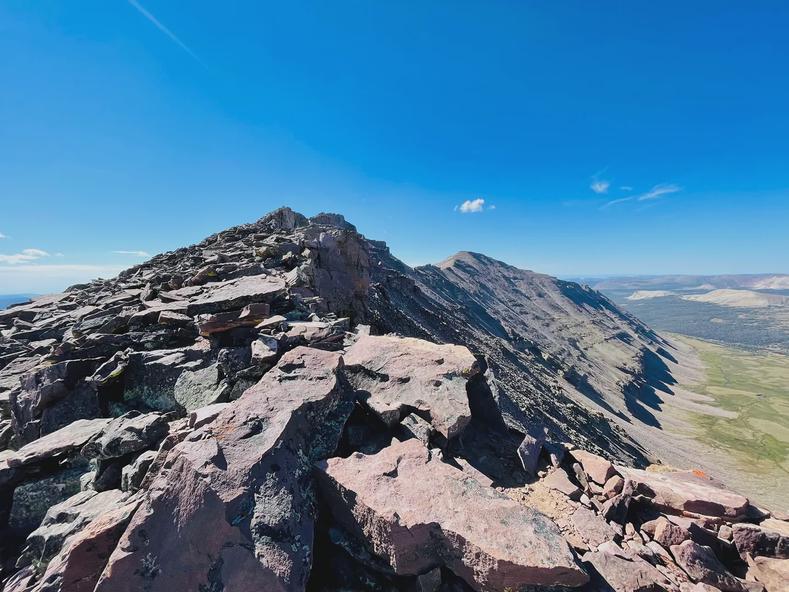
[127, 0, 202, 63]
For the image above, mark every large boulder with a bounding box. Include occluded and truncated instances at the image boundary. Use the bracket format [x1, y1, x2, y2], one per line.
[6, 419, 110, 469]
[185, 275, 287, 315]
[11, 359, 102, 444]
[343, 334, 476, 439]
[81, 411, 169, 461]
[747, 556, 789, 592]
[570, 450, 616, 485]
[17, 489, 131, 569]
[582, 542, 674, 592]
[316, 438, 589, 591]
[670, 540, 746, 592]
[732, 523, 789, 559]
[11, 496, 140, 592]
[93, 346, 355, 592]
[619, 468, 750, 519]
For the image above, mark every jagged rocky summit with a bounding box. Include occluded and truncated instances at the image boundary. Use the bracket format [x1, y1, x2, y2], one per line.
[0, 207, 785, 592]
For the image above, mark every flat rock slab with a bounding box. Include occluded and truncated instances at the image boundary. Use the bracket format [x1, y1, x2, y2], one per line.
[93, 346, 354, 592]
[619, 468, 749, 519]
[186, 275, 286, 315]
[316, 439, 589, 591]
[7, 418, 111, 468]
[343, 334, 475, 439]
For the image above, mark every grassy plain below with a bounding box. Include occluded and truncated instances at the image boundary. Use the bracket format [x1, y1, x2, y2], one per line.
[669, 334, 788, 504]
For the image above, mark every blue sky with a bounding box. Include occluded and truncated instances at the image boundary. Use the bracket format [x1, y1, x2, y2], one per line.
[1, 1, 788, 293]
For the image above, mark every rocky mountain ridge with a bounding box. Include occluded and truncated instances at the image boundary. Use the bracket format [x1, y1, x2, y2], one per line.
[0, 207, 785, 591]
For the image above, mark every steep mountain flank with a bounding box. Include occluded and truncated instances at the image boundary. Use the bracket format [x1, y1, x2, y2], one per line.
[0, 208, 784, 592]
[363, 248, 676, 463]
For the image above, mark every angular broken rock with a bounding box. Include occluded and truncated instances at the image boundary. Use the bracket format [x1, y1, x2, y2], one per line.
[619, 467, 750, 519]
[571, 506, 618, 549]
[196, 302, 271, 336]
[654, 516, 692, 548]
[7, 418, 110, 468]
[544, 467, 582, 500]
[732, 523, 789, 559]
[747, 556, 789, 592]
[81, 411, 168, 460]
[343, 334, 475, 439]
[18, 489, 131, 569]
[185, 275, 286, 315]
[21, 496, 140, 592]
[670, 540, 746, 592]
[93, 346, 354, 592]
[316, 438, 589, 591]
[570, 449, 616, 485]
[582, 543, 674, 592]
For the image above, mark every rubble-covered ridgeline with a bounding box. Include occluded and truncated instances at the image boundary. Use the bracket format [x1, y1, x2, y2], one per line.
[0, 208, 785, 591]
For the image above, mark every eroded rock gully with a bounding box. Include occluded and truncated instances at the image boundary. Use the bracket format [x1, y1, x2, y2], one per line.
[0, 208, 785, 591]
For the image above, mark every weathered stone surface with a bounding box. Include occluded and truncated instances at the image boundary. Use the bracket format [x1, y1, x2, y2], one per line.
[544, 467, 582, 500]
[603, 474, 625, 499]
[747, 556, 789, 592]
[22, 496, 140, 592]
[172, 363, 227, 412]
[9, 466, 87, 533]
[670, 540, 746, 592]
[7, 419, 110, 468]
[733, 523, 789, 559]
[196, 302, 271, 336]
[582, 542, 674, 592]
[93, 347, 354, 592]
[186, 275, 286, 315]
[516, 429, 545, 477]
[571, 450, 616, 485]
[620, 468, 750, 519]
[343, 334, 475, 439]
[400, 412, 434, 446]
[119, 347, 210, 412]
[81, 411, 168, 460]
[317, 439, 589, 591]
[121, 450, 157, 492]
[188, 402, 230, 430]
[18, 489, 130, 569]
[654, 517, 692, 547]
[11, 359, 102, 444]
[571, 506, 618, 549]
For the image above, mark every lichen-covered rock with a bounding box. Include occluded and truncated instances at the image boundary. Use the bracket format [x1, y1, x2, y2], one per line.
[316, 438, 589, 591]
[17, 489, 131, 570]
[81, 411, 168, 461]
[93, 346, 354, 592]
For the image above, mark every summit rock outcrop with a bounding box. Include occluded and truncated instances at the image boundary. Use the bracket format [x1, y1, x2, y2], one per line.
[0, 207, 785, 591]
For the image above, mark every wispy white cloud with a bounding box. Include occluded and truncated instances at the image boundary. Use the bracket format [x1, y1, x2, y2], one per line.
[112, 250, 151, 258]
[635, 183, 682, 201]
[620, 186, 633, 191]
[0, 232, 6, 239]
[458, 198, 486, 213]
[590, 180, 610, 194]
[601, 196, 635, 209]
[601, 183, 682, 209]
[0, 248, 50, 265]
[127, 0, 202, 63]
